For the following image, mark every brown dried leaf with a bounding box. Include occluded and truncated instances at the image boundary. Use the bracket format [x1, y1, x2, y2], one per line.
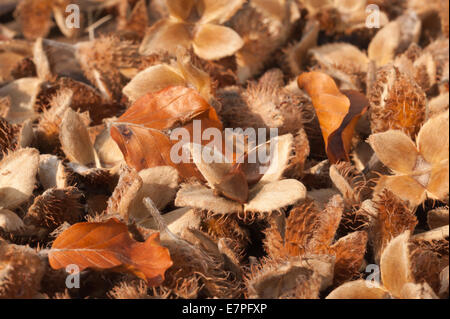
[297, 71, 369, 163]
[48, 218, 173, 286]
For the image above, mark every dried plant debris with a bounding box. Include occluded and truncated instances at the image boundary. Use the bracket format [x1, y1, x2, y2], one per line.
[0, 0, 448, 299]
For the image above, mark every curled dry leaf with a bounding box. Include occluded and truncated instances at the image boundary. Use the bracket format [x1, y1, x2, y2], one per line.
[368, 110, 449, 206]
[0, 148, 39, 210]
[297, 71, 369, 163]
[111, 86, 222, 179]
[48, 218, 173, 286]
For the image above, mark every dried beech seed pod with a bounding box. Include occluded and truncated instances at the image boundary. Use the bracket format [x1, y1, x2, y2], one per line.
[245, 255, 335, 299]
[24, 187, 84, 231]
[0, 239, 45, 298]
[369, 65, 426, 138]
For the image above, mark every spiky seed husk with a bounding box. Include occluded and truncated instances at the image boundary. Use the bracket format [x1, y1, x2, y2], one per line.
[0, 239, 44, 298]
[106, 165, 143, 222]
[24, 187, 84, 231]
[245, 255, 335, 299]
[409, 238, 449, 295]
[369, 190, 418, 263]
[427, 207, 449, 230]
[369, 65, 426, 139]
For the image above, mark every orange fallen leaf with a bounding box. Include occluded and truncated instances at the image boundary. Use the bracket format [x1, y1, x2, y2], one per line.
[111, 86, 223, 179]
[297, 72, 369, 163]
[48, 218, 173, 286]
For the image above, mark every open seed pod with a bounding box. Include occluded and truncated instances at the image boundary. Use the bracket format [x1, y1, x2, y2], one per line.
[93, 126, 124, 168]
[142, 199, 243, 298]
[139, 0, 245, 61]
[0, 208, 25, 234]
[139, 207, 202, 236]
[219, 69, 311, 176]
[106, 165, 179, 223]
[309, 43, 370, 91]
[122, 49, 215, 106]
[231, 0, 300, 82]
[245, 254, 335, 298]
[264, 195, 368, 285]
[59, 108, 96, 167]
[116, 0, 150, 40]
[37, 154, 68, 190]
[76, 36, 150, 101]
[200, 214, 250, 251]
[368, 11, 422, 67]
[175, 134, 307, 219]
[0, 77, 42, 124]
[0, 116, 34, 156]
[14, 0, 82, 40]
[409, 234, 449, 296]
[328, 231, 439, 299]
[283, 19, 320, 76]
[0, 39, 33, 84]
[368, 111, 449, 206]
[23, 186, 84, 232]
[365, 190, 418, 263]
[300, 0, 388, 36]
[369, 63, 426, 138]
[427, 207, 449, 230]
[0, 239, 45, 298]
[33, 38, 85, 82]
[329, 161, 370, 207]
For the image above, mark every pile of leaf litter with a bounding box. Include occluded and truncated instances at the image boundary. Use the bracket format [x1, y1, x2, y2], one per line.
[0, 0, 449, 299]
